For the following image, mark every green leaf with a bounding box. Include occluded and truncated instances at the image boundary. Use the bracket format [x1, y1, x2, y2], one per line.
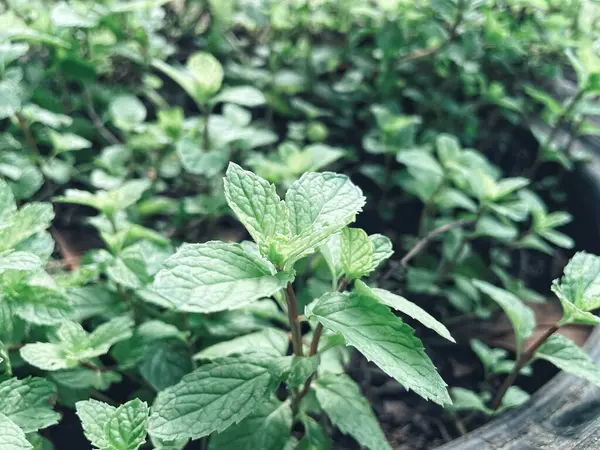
[306, 292, 451, 405]
[176, 138, 227, 177]
[104, 399, 149, 450]
[297, 415, 332, 450]
[0, 377, 60, 433]
[473, 280, 535, 355]
[194, 329, 289, 360]
[0, 250, 41, 274]
[341, 227, 373, 280]
[448, 388, 491, 414]
[535, 334, 600, 387]
[0, 178, 16, 218]
[396, 149, 444, 179]
[76, 400, 117, 448]
[0, 79, 22, 119]
[77, 399, 149, 450]
[20, 104, 72, 128]
[224, 163, 289, 259]
[0, 203, 54, 252]
[186, 52, 224, 101]
[0, 413, 32, 450]
[148, 353, 280, 441]
[51, 2, 99, 27]
[209, 398, 292, 450]
[152, 241, 293, 313]
[314, 374, 391, 450]
[48, 130, 91, 153]
[109, 95, 147, 131]
[20, 343, 70, 371]
[552, 252, 600, 314]
[9, 285, 72, 326]
[213, 86, 266, 107]
[139, 340, 193, 391]
[281, 172, 365, 268]
[369, 234, 394, 271]
[355, 281, 454, 342]
[278, 355, 319, 388]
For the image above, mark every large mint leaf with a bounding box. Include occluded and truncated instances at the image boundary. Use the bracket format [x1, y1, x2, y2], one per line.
[152, 242, 293, 313]
[0, 377, 60, 433]
[0, 178, 16, 218]
[194, 329, 289, 360]
[306, 292, 450, 405]
[355, 281, 454, 342]
[535, 334, 600, 387]
[552, 252, 600, 321]
[0, 251, 41, 274]
[148, 353, 280, 441]
[341, 227, 373, 280]
[0, 203, 54, 252]
[0, 413, 32, 450]
[224, 163, 289, 258]
[282, 172, 365, 268]
[473, 280, 535, 356]
[209, 398, 292, 450]
[313, 374, 390, 450]
[77, 399, 149, 450]
[9, 285, 72, 326]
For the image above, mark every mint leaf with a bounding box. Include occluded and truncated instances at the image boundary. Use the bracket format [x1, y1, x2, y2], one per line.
[0, 377, 60, 433]
[535, 334, 600, 387]
[282, 172, 365, 267]
[473, 280, 535, 356]
[10, 285, 72, 326]
[209, 398, 292, 450]
[224, 163, 289, 258]
[341, 227, 373, 280]
[355, 281, 454, 342]
[0, 178, 16, 218]
[313, 374, 391, 450]
[76, 399, 117, 448]
[213, 86, 266, 107]
[552, 252, 600, 317]
[152, 242, 293, 313]
[307, 292, 451, 405]
[0, 413, 32, 450]
[104, 399, 149, 450]
[77, 399, 149, 450]
[20, 343, 69, 371]
[0, 203, 54, 252]
[0, 250, 41, 274]
[194, 329, 289, 360]
[139, 340, 193, 391]
[368, 234, 393, 271]
[185, 52, 224, 102]
[148, 353, 280, 441]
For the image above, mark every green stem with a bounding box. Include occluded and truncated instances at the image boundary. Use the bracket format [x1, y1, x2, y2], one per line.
[419, 181, 445, 237]
[286, 283, 304, 357]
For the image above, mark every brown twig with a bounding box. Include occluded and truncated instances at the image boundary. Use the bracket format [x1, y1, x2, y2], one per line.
[286, 283, 304, 357]
[491, 323, 560, 410]
[51, 228, 81, 270]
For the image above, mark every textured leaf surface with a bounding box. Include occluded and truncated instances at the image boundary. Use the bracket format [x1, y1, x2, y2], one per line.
[209, 398, 292, 450]
[341, 228, 373, 280]
[0, 377, 60, 433]
[0, 413, 32, 450]
[535, 334, 600, 387]
[307, 292, 450, 405]
[194, 329, 289, 360]
[148, 354, 280, 441]
[152, 242, 292, 313]
[139, 340, 193, 391]
[76, 400, 117, 449]
[224, 163, 288, 255]
[0, 203, 54, 252]
[369, 234, 393, 271]
[473, 280, 535, 355]
[314, 374, 390, 450]
[282, 172, 365, 267]
[553, 252, 600, 314]
[355, 281, 454, 342]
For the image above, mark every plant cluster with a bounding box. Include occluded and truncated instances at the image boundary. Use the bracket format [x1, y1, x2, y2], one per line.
[2, 0, 600, 449]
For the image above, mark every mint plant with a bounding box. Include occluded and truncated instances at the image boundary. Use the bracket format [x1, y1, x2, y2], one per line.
[145, 163, 453, 448]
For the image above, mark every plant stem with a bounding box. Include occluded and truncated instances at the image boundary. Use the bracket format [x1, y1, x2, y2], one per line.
[85, 88, 121, 145]
[292, 278, 349, 414]
[436, 210, 482, 282]
[203, 105, 211, 152]
[286, 283, 304, 357]
[491, 323, 560, 410]
[405, 219, 474, 267]
[418, 181, 445, 237]
[16, 113, 40, 156]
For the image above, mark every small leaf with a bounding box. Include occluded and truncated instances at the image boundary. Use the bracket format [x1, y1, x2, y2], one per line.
[448, 388, 490, 415]
[148, 353, 280, 441]
[0, 203, 54, 252]
[553, 252, 600, 313]
[314, 374, 391, 450]
[194, 329, 289, 360]
[209, 398, 292, 450]
[152, 241, 293, 313]
[109, 95, 147, 131]
[368, 234, 394, 271]
[535, 334, 600, 387]
[341, 227, 373, 280]
[104, 399, 149, 450]
[307, 292, 451, 405]
[176, 138, 227, 177]
[213, 86, 266, 107]
[186, 52, 224, 102]
[473, 280, 535, 356]
[0, 79, 22, 119]
[48, 130, 91, 153]
[355, 281, 454, 342]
